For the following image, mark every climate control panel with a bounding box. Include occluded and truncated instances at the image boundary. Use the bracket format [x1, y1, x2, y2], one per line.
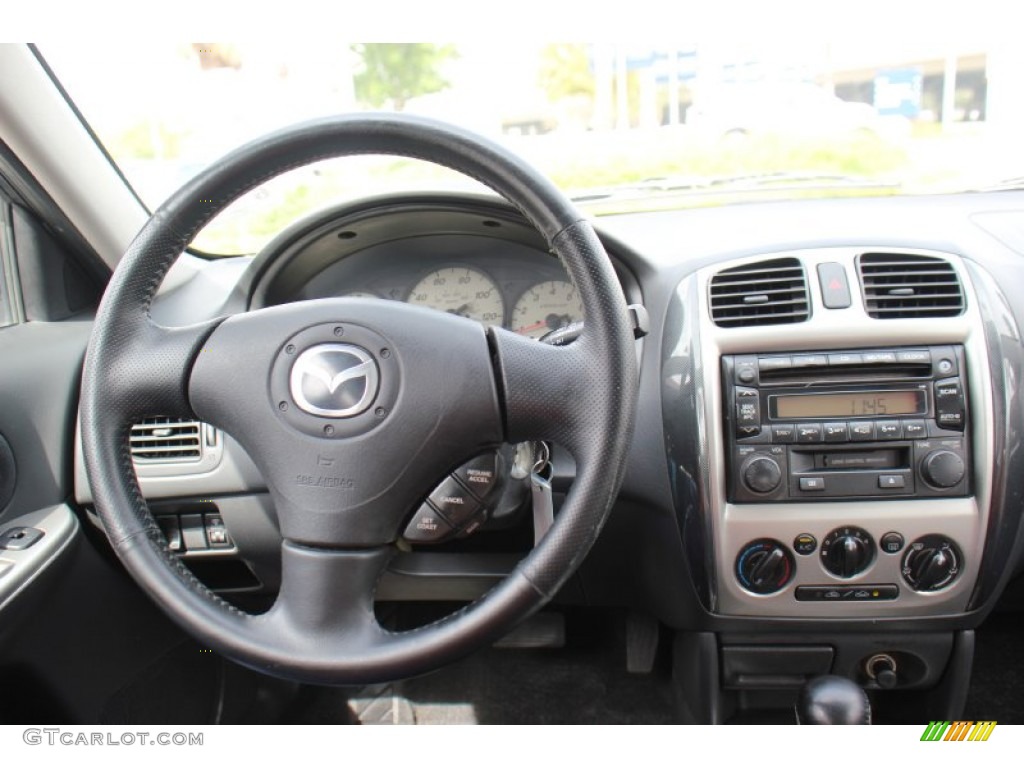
[733, 529, 965, 599]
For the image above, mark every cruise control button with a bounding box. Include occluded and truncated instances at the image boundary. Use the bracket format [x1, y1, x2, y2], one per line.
[429, 476, 482, 527]
[823, 422, 849, 442]
[453, 453, 500, 500]
[876, 420, 902, 440]
[403, 503, 456, 543]
[795, 423, 823, 443]
[849, 421, 875, 441]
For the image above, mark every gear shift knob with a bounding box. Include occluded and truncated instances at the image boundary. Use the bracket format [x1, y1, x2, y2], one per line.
[796, 675, 871, 725]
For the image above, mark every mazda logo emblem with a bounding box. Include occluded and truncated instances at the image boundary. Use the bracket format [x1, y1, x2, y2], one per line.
[289, 344, 380, 418]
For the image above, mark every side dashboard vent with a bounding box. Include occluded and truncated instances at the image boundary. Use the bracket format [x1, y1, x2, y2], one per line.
[709, 257, 809, 328]
[858, 253, 964, 319]
[130, 417, 203, 463]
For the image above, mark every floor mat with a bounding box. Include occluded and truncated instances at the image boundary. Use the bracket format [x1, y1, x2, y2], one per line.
[285, 612, 676, 725]
[964, 611, 1024, 724]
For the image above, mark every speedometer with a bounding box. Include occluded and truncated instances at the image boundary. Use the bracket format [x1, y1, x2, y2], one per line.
[406, 267, 504, 325]
[512, 280, 583, 339]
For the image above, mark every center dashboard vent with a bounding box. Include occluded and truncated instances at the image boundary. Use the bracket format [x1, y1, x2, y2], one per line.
[130, 417, 204, 463]
[709, 257, 809, 328]
[858, 253, 965, 319]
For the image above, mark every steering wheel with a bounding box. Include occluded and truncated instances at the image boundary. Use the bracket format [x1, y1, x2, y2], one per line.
[80, 114, 638, 685]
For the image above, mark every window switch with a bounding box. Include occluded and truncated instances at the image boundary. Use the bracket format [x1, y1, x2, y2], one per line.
[0, 527, 44, 551]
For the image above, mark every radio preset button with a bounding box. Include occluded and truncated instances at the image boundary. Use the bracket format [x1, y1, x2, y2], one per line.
[771, 424, 796, 443]
[823, 422, 849, 442]
[876, 420, 902, 440]
[849, 421, 875, 441]
[795, 423, 823, 443]
[902, 419, 927, 439]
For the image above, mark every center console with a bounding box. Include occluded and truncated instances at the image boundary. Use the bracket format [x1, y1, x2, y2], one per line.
[665, 246, 996, 621]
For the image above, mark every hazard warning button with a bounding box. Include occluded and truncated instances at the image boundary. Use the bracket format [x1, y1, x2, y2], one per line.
[816, 262, 852, 309]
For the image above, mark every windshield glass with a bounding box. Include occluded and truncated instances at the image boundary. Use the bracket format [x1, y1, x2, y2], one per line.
[39, 27, 1021, 255]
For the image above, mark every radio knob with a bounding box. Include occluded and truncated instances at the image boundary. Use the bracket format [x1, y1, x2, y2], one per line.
[741, 455, 782, 494]
[921, 450, 965, 488]
[821, 526, 875, 578]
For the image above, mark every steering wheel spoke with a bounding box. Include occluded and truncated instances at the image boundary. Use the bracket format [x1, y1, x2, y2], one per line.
[265, 541, 391, 642]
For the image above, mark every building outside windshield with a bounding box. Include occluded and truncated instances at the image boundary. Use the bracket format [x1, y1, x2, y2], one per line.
[39, 32, 1024, 255]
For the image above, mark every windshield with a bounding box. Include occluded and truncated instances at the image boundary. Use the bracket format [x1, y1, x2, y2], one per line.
[39, 29, 1020, 255]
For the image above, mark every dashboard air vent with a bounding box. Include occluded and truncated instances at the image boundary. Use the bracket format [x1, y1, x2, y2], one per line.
[130, 417, 203, 463]
[858, 253, 964, 319]
[709, 257, 809, 328]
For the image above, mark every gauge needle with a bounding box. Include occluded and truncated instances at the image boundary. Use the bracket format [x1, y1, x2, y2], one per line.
[447, 303, 472, 316]
[517, 320, 549, 334]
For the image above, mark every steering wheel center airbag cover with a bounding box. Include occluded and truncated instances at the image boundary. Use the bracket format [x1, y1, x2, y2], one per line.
[269, 321, 399, 439]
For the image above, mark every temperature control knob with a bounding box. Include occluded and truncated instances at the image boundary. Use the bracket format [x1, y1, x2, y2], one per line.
[741, 455, 782, 494]
[821, 526, 876, 578]
[736, 539, 795, 595]
[902, 535, 963, 592]
[920, 450, 965, 489]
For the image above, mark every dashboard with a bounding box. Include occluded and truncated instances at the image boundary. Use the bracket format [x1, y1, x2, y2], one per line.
[74, 189, 1024, 709]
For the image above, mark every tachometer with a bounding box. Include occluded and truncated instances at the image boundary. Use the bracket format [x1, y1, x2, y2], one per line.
[406, 267, 504, 325]
[512, 280, 583, 339]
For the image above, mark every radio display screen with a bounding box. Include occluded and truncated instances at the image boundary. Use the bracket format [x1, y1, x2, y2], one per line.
[771, 390, 925, 419]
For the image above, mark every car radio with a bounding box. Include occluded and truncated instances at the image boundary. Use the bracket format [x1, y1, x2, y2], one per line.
[723, 346, 970, 502]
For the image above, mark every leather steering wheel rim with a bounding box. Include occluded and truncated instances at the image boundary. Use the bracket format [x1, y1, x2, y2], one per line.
[80, 114, 638, 685]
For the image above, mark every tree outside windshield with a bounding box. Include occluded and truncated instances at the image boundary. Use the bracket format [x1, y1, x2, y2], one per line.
[40, 37, 1024, 254]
